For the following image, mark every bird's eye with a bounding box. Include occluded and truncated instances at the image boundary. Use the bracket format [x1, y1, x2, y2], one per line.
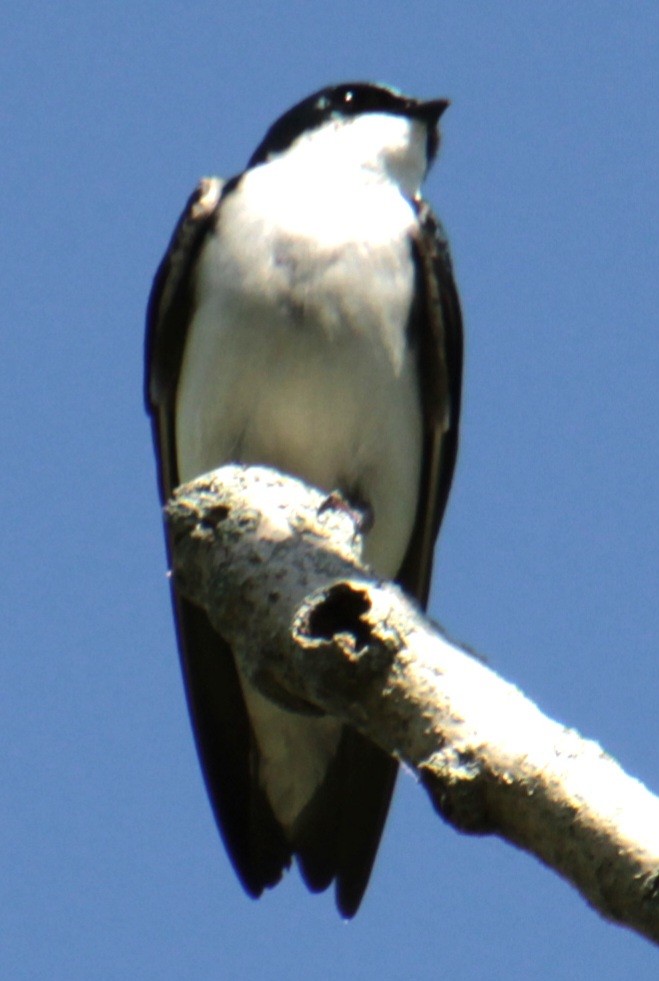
[344, 90, 354, 103]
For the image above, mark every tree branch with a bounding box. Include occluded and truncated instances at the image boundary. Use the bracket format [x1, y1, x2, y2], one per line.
[165, 463, 659, 945]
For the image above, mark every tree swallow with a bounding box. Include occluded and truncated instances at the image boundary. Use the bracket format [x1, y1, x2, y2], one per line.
[145, 81, 463, 917]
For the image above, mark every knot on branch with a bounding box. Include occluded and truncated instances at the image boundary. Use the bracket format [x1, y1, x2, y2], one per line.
[419, 752, 493, 834]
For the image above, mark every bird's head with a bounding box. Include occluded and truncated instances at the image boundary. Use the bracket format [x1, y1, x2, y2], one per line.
[247, 82, 449, 198]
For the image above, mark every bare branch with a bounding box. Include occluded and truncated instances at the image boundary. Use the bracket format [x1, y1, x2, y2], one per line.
[166, 464, 659, 945]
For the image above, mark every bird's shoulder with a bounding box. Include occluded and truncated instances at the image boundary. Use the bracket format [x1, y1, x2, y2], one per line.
[145, 177, 224, 412]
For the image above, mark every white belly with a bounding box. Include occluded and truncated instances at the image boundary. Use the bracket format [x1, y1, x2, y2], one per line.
[177, 312, 421, 578]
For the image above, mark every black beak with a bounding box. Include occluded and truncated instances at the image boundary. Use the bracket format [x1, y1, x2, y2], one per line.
[411, 98, 450, 125]
[408, 99, 449, 163]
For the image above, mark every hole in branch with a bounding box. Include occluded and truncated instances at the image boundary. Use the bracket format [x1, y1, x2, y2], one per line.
[199, 503, 230, 530]
[308, 583, 372, 649]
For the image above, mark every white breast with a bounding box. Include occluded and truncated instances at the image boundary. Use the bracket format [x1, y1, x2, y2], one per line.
[176, 162, 423, 578]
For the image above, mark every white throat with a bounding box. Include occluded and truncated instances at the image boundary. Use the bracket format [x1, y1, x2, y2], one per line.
[266, 112, 429, 199]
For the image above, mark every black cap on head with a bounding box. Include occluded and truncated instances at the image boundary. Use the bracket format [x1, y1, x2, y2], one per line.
[248, 82, 450, 168]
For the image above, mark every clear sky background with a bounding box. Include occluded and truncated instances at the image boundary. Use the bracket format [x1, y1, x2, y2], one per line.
[2, 2, 658, 978]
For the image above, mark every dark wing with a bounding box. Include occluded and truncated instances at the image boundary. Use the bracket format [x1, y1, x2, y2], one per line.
[397, 199, 463, 607]
[145, 178, 397, 917]
[145, 178, 292, 896]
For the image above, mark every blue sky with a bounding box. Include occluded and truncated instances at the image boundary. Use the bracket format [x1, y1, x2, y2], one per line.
[2, 2, 658, 978]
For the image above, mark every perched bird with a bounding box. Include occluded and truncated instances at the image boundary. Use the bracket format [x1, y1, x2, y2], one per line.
[145, 81, 463, 917]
